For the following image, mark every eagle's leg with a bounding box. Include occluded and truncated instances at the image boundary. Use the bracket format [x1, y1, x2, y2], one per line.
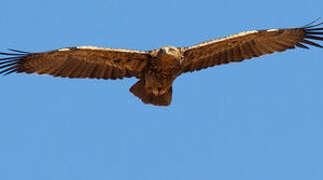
[130, 79, 172, 106]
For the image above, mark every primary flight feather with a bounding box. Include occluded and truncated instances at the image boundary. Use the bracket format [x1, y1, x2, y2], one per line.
[1, 22, 322, 106]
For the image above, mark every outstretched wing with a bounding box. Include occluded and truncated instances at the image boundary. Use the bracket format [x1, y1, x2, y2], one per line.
[0, 46, 152, 79]
[181, 22, 323, 73]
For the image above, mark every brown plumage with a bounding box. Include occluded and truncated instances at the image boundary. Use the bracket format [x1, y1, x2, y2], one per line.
[1, 22, 322, 106]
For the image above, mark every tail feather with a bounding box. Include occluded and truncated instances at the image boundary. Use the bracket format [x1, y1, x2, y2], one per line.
[130, 80, 172, 106]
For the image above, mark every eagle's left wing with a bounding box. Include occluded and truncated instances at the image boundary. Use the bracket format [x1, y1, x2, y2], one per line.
[0, 46, 152, 79]
[181, 23, 323, 73]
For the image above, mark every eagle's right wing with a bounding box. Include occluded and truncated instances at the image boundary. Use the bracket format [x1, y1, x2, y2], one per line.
[0, 46, 152, 79]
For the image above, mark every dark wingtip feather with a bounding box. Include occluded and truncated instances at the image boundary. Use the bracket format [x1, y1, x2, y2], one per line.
[0, 52, 25, 56]
[306, 31, 323, 35]
[307, 27, 323, 31]
[304, 19, 323, 28]
[0, 49, 30, 75]
[295, 42, 309, 49]
[7, 49, 30, 54]
[302, 17, 321, 28]
[305, 35, 323, 41]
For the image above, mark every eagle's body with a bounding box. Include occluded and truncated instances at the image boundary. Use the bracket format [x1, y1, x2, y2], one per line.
[145, 46, 182, 96]
[130, 46, 183, 105]
[1, 22, 322, 106]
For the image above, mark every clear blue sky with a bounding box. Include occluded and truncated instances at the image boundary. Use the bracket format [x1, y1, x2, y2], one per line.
[0, 0, 322, 180]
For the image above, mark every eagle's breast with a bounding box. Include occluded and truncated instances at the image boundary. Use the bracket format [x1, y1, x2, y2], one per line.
[143, 46, 183, 96]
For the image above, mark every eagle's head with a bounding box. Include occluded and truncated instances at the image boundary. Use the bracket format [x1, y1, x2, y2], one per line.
[155, 46, 184, 65]
[157, 46, 181, 56]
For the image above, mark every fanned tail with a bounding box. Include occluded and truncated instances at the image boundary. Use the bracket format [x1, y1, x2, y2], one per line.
[130, 80, 172, 106]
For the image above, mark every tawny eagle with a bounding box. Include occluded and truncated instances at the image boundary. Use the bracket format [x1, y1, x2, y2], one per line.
[1, 22, 322, 106]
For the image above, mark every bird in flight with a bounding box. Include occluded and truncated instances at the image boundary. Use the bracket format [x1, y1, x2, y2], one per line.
[1, 22, 322, 106]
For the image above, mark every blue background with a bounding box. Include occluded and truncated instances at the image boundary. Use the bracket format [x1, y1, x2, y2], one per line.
[1, 0, 322, 179]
